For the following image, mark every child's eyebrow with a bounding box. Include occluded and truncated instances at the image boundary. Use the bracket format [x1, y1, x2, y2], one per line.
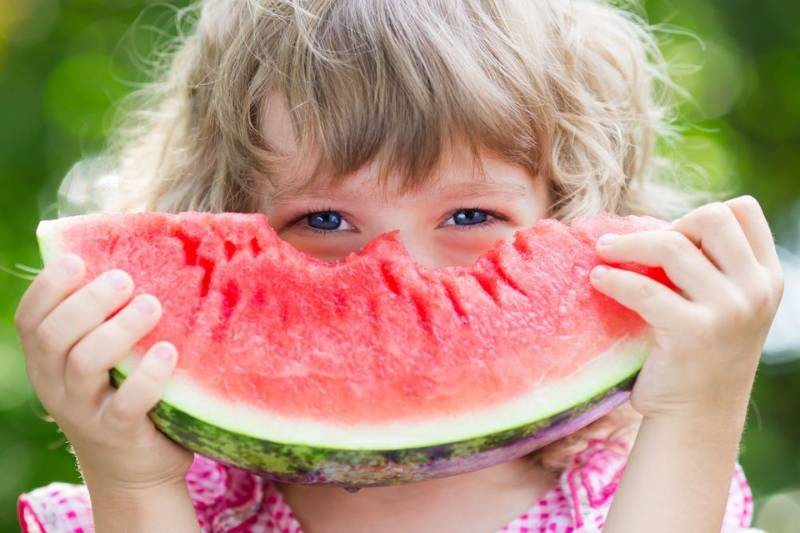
[268, 181, 531, 205]
[428, 182, 531, 201]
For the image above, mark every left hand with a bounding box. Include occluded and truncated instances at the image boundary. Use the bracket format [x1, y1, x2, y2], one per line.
[590, 196, 784, 423]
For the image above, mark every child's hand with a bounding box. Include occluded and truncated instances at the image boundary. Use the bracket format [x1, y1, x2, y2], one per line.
[590, 196, 784, 423]
[14, 255, 193, 493]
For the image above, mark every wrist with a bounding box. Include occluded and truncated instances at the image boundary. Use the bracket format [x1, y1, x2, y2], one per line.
[74, 446, 193, 496]
[80, 461, 190, 495]
[85, 476, 199, 533]
[640, 406, 747, 448]
[84, 474, 191, 520]
[85, 475, 189, 501]
[636, 383, 752, 432]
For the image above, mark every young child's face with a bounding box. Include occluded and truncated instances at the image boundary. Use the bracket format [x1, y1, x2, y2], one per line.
[260, 99, 551, 267]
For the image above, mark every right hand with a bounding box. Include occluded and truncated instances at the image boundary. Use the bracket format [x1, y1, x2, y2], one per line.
[14, 253, 194, 492]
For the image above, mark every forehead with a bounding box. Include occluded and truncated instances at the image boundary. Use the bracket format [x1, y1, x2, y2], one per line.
[259, 96, 535, 203]
[260, 95, 298, 156]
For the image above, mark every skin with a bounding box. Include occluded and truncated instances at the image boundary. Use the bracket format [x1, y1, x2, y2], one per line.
[14, 101, 784, 531]
[599, 197, 785, 532]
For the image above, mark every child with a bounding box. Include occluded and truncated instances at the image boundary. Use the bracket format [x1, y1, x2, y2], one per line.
[16, 0, 783, 531]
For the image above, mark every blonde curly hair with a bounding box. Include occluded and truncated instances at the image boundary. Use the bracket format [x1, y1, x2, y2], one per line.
[62, 0, 706, 471]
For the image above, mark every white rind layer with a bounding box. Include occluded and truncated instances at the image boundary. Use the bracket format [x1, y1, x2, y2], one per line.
[36, 220, 63, 265]
[115, 335, 650, 450]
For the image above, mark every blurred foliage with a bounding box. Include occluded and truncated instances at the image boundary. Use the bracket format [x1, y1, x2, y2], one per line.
[1, 0, 798, 530]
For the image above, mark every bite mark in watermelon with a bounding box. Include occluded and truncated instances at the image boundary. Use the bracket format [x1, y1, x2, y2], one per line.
[36, 212, 671, 486]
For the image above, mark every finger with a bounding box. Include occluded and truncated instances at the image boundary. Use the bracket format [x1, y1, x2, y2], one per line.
[596, 230, 724, 303]
[725, 195, 782, 274]
[590, 264, 691, 329]
[35, 270, 134, 374]
[101, 342, 177, 433]
[672, 202, 759, 283]
[64, 294, 162, 405]
[14, 254, 85, 335]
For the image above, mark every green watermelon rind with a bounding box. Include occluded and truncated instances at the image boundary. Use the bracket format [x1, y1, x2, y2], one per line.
[109, 371, 638, 485]
[107, 336, 647, 449]
[109, 338, 646, 486]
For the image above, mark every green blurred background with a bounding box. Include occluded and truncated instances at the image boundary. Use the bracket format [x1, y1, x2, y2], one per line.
[1, 0, 798, 530]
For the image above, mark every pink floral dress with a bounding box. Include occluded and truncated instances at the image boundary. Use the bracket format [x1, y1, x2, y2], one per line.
[18, 439, 757, 532]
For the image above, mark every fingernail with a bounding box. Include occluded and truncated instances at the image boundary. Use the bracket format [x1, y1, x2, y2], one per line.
[597, 234, 618, 247]
[591, 265, 610, 280]
[106, 270, 131, 291]
[59, 255, 82, 277]
[133, 295, 157, 315]
[154, 343, 175, 362]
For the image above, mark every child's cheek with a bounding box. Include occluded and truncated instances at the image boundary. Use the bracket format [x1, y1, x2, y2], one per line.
[434, 227, 520, 267]
[279, 231, 368, 262]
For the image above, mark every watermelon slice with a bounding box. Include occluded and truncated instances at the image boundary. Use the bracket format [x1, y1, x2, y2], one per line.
[36, 212, 670, 486]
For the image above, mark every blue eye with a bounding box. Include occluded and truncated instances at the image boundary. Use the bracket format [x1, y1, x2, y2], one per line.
[307, 211, 341, 230]
[448, 209, 490, 226]
[305, 211, 353, 231]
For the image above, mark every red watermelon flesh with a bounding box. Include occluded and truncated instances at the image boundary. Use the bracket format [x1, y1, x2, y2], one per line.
[36, 212, 671, 485]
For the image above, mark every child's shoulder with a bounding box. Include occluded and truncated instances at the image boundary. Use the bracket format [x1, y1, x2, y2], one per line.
[18, 440, 757, 533]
